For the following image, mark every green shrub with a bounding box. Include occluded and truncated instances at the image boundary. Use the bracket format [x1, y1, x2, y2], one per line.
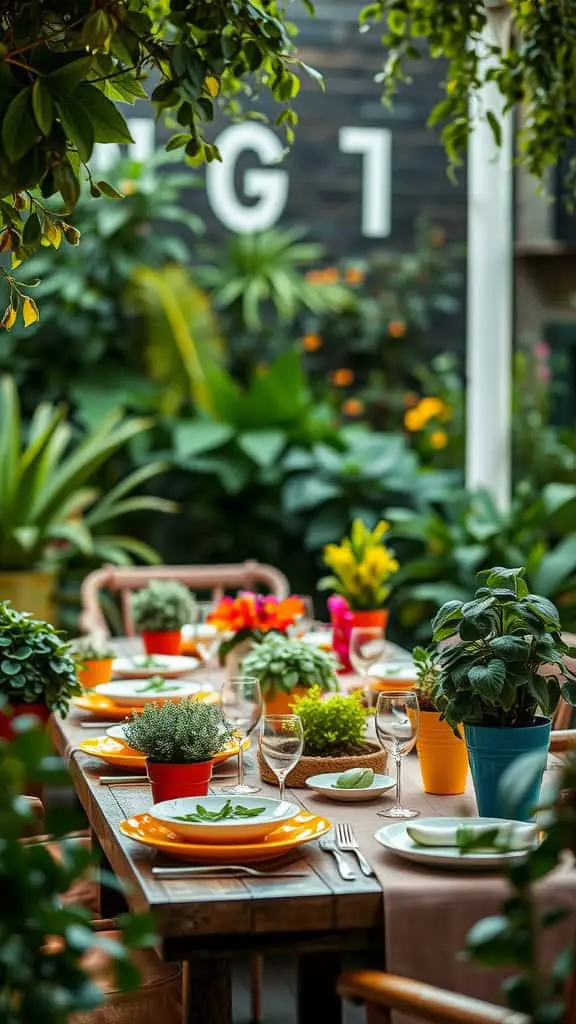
[242, 634, 338, 696]
[124, 700, 227, 763]
[292, 685, 369, 757]
[131, 580, 195, 632]
[0, 602, 79, 713]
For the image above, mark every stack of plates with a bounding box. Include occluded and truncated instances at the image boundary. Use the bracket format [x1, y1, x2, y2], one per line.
[120, 795, 331, 864]
[72, 658, 215, 719]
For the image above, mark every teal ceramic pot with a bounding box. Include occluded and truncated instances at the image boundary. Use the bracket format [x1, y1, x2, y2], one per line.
[464, 716, 551, 821]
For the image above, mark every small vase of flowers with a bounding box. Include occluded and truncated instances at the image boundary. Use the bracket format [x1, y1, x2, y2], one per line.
[319, 519, 399, 670]
[207, 592, 305, 677]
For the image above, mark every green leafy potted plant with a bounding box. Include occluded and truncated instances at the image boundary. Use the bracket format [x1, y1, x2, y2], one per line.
[242, 634, 339, 714]
[412, 646, 468, 796]
[131, 580, 196, 656]
[430, 566, 576, 819]
[0, 376, 175, 623]
[258, 685, 387, 787]
[0, 601, 79, 740]
[70, 635, 115, 690]
[124, 699, 228, 801]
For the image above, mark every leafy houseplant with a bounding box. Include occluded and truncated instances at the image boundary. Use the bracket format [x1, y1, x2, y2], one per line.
[131, 581, 195, 656]
[70, 635, 115, 690]
[412, 646, 468, 797]
[241, 634, 338, 714]
[430, 566, 576, 818]
[258, 685, 387, 787]
[0, 375, 175, 623]
[0, 602, 79, 739]
[207, 593, 305, 676]
[124, 699, 228, 802]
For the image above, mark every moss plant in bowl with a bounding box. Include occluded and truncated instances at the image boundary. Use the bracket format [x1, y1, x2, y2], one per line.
[412, 646, 468, 797]
[123, 699, 228, 801]
[242, 634, 339, 714]
[71, 635, 115, 690]
[0, 601, 79, 740]
[258, 685, 387, 787]
[131, 580, 196, 656]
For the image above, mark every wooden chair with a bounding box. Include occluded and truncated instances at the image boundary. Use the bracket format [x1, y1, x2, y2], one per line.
[79, 561, 290, 637]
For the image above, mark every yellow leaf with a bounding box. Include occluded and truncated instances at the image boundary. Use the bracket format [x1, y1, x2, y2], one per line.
[0, 305, 17, 330]
[22, 297, 39, 327]
[205, 77, 219, 97]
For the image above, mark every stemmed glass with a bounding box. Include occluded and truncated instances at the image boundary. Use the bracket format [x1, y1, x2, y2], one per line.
[259, 714, 304, 802]
[349, 627, 389, 704]
[375, 690, 420, 819]
[220, 676, 263, 795]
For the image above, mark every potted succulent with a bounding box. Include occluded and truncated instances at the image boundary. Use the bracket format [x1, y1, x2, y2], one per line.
[412, 646, 469, 796]
[0, 601, 79, 740]
[207, 592, 305, 677]
[258, 685, 387, 787]
[131, 580, 195, 656]
[241, 633, 339, 714]
[319, 519, 399, 670]
[123, 699, 228, 801]
[70, 635, 115, 690]
[430, 566, 576, 819]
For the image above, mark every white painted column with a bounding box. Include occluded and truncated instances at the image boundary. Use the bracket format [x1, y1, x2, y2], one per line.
[466, 2, 513, 510]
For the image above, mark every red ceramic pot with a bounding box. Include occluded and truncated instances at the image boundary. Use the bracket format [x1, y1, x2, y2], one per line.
[141, 630, 182, 656]
[0, 702, 50, 742]
[146, 759, 213, 802]
[349, 609, 389, 631]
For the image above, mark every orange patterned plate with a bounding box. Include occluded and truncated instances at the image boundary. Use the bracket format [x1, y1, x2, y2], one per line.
[119, 810, 331, 863]
[71, 690, 219, 719]
[78, 736, 250, 771]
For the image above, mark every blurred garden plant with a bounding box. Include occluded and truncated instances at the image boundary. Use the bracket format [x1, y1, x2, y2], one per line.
[320, 519, 399, 610]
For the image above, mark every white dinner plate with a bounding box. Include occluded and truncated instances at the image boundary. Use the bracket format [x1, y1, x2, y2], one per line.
[375, 817, 537, 870]
[95, 678, 202, 707]
[305, 772, 396, 802]
[300, 630, 333, 649]
[112, 655, 199, 679]
[148, 796, 300, 844]
[367, 660, 418, 685]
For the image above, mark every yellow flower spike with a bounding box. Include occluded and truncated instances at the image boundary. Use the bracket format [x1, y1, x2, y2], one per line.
[22, 296, 39, 327]
[0, 305, 17, 330]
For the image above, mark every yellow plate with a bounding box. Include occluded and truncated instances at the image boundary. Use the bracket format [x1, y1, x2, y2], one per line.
[78, 736, 250, 771]
[71, 690, 219, 719]
[119, 810, 331, 863]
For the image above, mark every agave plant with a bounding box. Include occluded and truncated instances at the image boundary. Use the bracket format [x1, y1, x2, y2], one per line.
[0, 376, 176, 570]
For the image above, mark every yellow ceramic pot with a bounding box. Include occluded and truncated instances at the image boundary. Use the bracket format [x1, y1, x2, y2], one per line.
[77, 659, 114, 690]
[416, 709, 468, 795]
[0, 569, 56, 622]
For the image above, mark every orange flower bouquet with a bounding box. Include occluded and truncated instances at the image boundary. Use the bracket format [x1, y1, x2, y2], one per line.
[207, 593, 305, 663]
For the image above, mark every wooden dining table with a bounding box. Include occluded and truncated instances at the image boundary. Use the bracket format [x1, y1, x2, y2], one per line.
[51, 647, 576, 1024]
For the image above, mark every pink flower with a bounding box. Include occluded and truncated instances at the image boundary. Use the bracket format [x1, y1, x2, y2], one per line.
[535, 342, 550, 359]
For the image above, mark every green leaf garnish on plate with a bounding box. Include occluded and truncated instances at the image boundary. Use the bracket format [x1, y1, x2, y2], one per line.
[137, 675, 180, 694]
[174, 800, 266, 823]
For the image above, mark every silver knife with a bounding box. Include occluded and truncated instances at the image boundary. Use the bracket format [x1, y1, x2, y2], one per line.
[98, 775, 149, 785]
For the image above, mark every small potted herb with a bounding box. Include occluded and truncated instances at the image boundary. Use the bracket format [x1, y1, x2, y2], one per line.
[131, 580, 195, 656]
[242, 634, 339, 714]
[412, 646, 468, 796]
[430, 566, 576, 819]
[258, 685, 387, 787]
[70, 635, 115, 690]
[0, 601, 79, 740]
[123, 699, 228, 801]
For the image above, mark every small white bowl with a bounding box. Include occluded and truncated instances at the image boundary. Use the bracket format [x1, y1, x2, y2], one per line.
[305, 772, 396, 802]
[149, 796, 299, 844]
[96, 678, 202, 707]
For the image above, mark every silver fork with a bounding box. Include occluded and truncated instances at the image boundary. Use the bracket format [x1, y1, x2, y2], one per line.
[319, 837, 356, 880]
[336, 823, 375, 877]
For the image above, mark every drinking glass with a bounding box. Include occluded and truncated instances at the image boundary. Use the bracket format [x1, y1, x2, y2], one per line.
[220, 676, 263, 795]
[375, 690, 420, 819]
[259, 715, 304, 802]
[349, 627, 389, 703]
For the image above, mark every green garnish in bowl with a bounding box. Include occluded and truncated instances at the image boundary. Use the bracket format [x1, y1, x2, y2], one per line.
[174, 800, 266, 823]
[137, 675, 181, 694]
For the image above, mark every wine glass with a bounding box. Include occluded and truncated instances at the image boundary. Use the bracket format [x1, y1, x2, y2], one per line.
[375, 690, 420, 819]
[349, 627, 389, 703]
[220, 676, 263, 795]
[259, 715, 304, 802]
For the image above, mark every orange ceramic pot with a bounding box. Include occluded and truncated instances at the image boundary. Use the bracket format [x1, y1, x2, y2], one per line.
[142, 630, 182, 656]
[264, 686, 308, 715]
[416, 710, 468, 795]
[350, 609, 389, 630]
[77, 658, 114, 690]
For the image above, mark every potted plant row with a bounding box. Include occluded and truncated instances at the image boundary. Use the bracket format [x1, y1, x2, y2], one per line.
[319, 518, 399, 670]
[0, 601, 79, 741]
[241, 633, 339, 714]
[258, 685, 387, 788]
[71, 635, 115, 689]
[131, 580, 195, 656]
[429, 566, 576, 819]
[124, 699, 228, 802]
